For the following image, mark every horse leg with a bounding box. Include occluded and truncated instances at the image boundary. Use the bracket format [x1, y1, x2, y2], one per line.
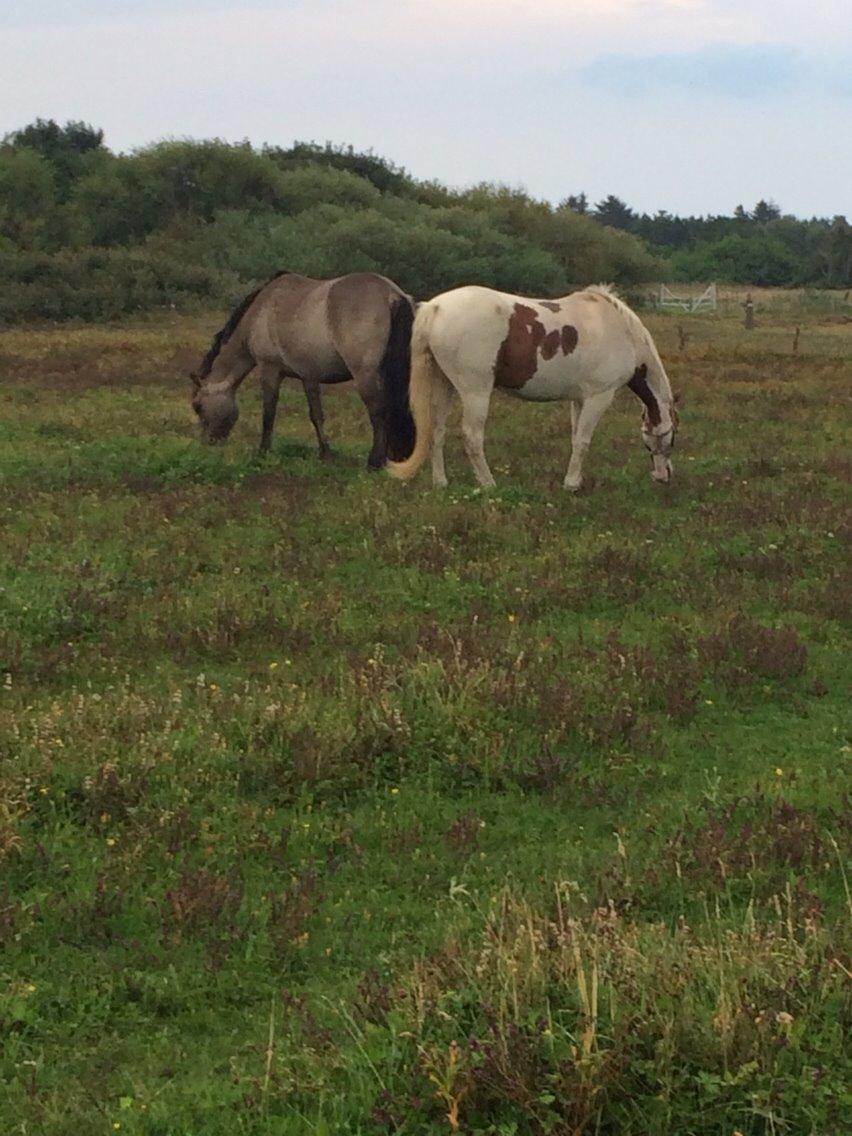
[258, 364, 284, 454]
[460, 390, 496, 489]
[570, 399, 580, 444]
[303, 379, 332, 460]
[563, 389, 616, 492]
[431, 370, 455, 488]
[351, 370, 388, 470]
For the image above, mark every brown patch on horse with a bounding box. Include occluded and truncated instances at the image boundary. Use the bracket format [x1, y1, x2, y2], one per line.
[494, 305, 581, 387]
[493, 303, 547, 388]
[539, 301, 561, 312]
[541, 328, 561, 360]
[627, 363, 661, 427]
[561, 325, 578, 355]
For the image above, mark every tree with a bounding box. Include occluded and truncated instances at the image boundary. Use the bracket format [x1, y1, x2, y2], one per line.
[264, 141, 413, 197]
[0, 148, 58, 247]
[751, 199, 781, 223]
[4, 118, 106, 200]
[561, 193, 588, 215]
[593, 195, 635, 231]
[825, 216, 852, 286]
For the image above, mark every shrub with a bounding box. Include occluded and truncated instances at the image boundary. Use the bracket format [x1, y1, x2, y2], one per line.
[0, 246, 235, 324]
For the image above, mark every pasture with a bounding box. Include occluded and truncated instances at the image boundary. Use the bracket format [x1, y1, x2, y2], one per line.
[1, 299, 850, 1134]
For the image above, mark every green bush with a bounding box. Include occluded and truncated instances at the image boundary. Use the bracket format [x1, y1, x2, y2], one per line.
[0, 247, 235, 324]
[670, 233, 802, 286]
[194, 202, 568, 297]
[71, 141, 290, 246]
[0, 148, 60, 249]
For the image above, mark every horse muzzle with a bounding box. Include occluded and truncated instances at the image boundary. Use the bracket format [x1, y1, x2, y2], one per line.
[651, 456, 673, 483]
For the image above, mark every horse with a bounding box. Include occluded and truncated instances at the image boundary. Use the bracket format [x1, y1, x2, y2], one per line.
[387, 284, 677, 490]
[190, 271, 415, 469]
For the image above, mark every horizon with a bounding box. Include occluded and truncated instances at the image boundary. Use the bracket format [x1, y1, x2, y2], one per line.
[2, 2, 850, 219]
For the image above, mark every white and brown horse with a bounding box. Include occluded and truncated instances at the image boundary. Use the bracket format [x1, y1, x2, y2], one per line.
[191, 271, 415, 469]
[387, 284, 677, 489]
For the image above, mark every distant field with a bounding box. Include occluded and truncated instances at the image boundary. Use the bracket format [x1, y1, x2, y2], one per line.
[647, 283, 852, 323]
[1, 304, 850, 1134]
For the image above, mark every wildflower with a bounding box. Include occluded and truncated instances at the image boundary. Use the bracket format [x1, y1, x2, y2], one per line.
[507, 613, 516, 623]
[704, 699, 714, 706]
[775, 767, 784, 777]
[776, 1011, 794, 1026]
[269, 661, 278, 669]
[106, 837, 116, 847]
[39, 787, 49, 795]
[390, 787, 400, 795]
[26, 983, 36, 993]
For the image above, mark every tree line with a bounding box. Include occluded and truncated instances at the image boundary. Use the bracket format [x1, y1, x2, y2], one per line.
[1, 119, 849, 323]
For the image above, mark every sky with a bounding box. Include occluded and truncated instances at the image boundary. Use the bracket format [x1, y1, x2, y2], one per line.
[1, 0, 850, 217]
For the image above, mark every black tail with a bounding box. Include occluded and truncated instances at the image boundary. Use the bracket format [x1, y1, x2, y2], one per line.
[381, 296, 416, 462]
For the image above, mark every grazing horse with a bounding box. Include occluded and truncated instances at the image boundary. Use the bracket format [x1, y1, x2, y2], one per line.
[191, 271, 415, 469]
[386, 284, 677, 490]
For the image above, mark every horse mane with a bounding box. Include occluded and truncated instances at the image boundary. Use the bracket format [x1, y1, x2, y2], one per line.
[583, 285, 672, 400]
[584, 283, 649, 334]
[198, 270, 290, 380]
[583, 282, 627, 310]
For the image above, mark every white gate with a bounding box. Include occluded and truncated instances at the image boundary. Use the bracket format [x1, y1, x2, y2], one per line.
[659, 283, 717, 313]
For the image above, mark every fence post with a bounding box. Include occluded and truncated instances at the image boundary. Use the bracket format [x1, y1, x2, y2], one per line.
[743, 293, 755, 330]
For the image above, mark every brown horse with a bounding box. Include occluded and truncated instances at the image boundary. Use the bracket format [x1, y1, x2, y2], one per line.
[191, 271, 415, 468]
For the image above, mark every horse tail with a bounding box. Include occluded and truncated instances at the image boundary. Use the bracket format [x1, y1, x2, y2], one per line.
[381, 295, 416, 462]
[386, 303, 440, 480]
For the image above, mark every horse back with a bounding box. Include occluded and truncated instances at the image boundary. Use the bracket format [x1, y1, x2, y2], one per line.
[425, 285, 638, 402]
[246, 272, 408, 382]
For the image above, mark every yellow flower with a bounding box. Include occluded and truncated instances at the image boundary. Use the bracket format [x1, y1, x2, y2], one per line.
[390, 787, 400, 795]
[269, 662, 279, 670]
[775, 767, 784, 777]
[106, 837, 116, 847]
[39, 786, 49, 795]
[507, 614, 516, 623]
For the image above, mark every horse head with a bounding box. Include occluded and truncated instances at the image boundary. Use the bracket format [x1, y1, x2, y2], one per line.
[190, 376, 239, 443]
[641, 395, 678, 483]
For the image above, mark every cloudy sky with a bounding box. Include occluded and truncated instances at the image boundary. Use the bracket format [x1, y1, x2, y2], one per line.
[2, 0, 850, 216]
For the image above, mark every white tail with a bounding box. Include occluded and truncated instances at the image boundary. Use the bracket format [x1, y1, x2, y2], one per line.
[386, 303, 442, 481]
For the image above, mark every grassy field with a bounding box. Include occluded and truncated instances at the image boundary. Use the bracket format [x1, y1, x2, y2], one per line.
[0, 301, 850, 1135]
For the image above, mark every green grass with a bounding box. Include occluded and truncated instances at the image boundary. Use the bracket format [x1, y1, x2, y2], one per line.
[0, 309, 850, 1135]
